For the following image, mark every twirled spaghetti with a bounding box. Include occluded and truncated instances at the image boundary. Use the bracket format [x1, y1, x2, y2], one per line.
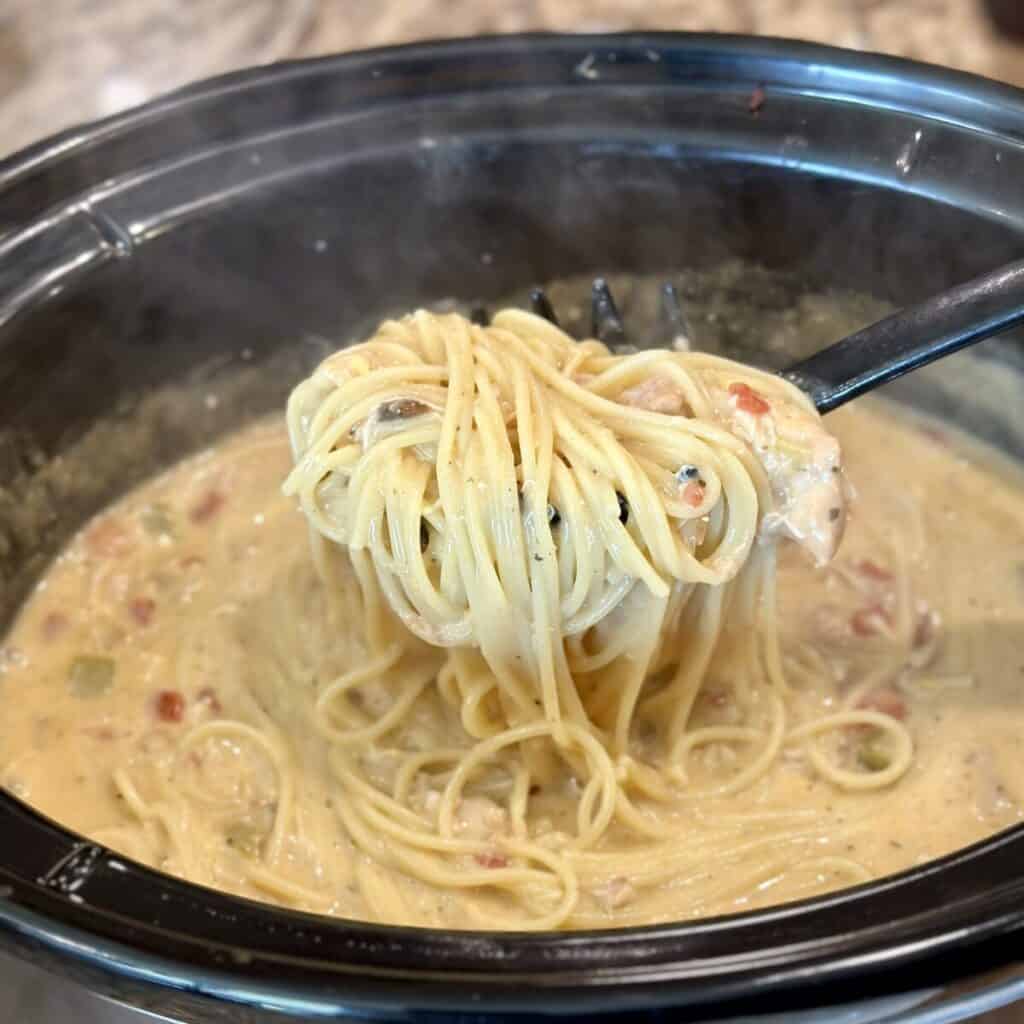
[276, 309, 912, 927]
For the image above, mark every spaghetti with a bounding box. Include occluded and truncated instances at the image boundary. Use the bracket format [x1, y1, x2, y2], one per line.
[274, 309, 913, 927]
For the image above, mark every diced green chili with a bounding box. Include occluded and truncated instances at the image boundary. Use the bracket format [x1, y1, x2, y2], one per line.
[140, 502, 175, 539]
[224, 821, 266, 857]
[68, 655, 115, 697]
[857, 740, 891, 772]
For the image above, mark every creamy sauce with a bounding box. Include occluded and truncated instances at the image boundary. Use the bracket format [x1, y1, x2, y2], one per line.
[1, 401, 1023, 928]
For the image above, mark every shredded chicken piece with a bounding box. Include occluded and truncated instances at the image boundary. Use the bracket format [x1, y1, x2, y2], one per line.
[594, 875, 635, 911]
[708, 380, 846, 565]
[619, 377, 688, 415]
[454, 796, 508, 840]
[909, 605, 942, 668]
[616, 371, 846, 565]
[856, 688, 907, 720]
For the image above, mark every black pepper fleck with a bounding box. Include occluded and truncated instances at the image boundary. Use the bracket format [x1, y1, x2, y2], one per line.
[617, 492, 629, 524]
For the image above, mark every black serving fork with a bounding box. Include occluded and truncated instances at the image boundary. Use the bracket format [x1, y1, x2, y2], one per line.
[485, 260, 1024, 414]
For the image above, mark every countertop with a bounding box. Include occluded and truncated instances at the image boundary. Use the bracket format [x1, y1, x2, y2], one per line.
[4, 0, 1024, 159]
[2, 1, 1024, 1021]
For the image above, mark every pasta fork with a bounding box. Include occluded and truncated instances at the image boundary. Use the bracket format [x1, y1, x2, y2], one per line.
[480, 261, 1024, 414]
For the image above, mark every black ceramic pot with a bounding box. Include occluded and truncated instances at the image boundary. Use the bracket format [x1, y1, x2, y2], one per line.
[0, 33, 1023, 1024]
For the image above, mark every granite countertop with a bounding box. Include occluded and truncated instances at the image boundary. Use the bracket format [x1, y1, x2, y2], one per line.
[3, 0, 1024, 158]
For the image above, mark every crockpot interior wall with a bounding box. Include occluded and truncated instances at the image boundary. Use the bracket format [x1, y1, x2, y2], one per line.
[1, 139, 1023, 627]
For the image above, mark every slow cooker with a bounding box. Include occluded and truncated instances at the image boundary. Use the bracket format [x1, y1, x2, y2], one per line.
[0, 33, 1023, 1023]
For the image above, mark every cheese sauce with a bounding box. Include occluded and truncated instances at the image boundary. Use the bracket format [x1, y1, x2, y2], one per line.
[1, 401, 1022, 928]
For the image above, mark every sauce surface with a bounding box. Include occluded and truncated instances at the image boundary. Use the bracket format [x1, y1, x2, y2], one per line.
[2, 402, 1023, 928]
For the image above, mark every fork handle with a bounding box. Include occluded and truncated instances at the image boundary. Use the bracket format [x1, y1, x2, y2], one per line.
[781, 257, 1024, 413]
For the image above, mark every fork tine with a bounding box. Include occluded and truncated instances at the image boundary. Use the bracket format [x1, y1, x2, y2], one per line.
[529, 287, 560, 326]
[591, 278, 626, 345]
[659, 282, 694, 350]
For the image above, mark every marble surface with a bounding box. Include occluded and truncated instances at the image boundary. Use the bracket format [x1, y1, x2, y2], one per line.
[1, 1, 1024, 1021]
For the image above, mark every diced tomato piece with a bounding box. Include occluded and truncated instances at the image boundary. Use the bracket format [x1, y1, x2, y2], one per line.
[701, 688, 730, 708]
[82, 725, 117, 741]
[683, 480, 705, 507]
[856, 688, 907, 720]
[857, 559, 893, 582]
[728, 382, 771, 415]
[474, 851, 508, 869]
[190, 490, 225, 524]
[85, 517, 132, 557]
[921, 426, 948, 447]
[155, 690, 186, 723]
[128, 596, 156, 627]
[41, 612, 69, 641]
[851, 605, 891, 636]
[197, 687, 222, 714]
